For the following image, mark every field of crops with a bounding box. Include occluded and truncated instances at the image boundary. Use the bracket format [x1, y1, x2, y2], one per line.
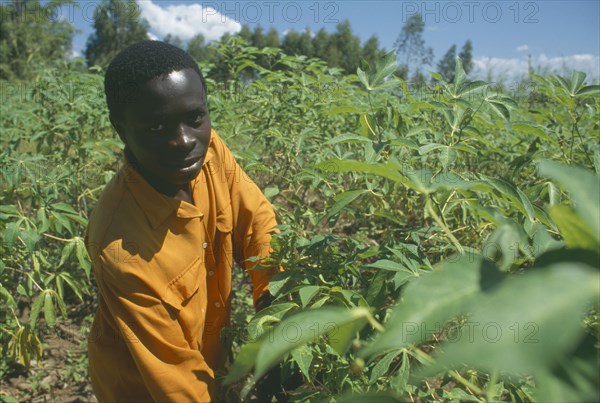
[1, 39, 599, 402]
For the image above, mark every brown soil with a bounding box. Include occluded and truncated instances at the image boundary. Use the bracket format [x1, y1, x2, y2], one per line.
[1, 322, 97, 403]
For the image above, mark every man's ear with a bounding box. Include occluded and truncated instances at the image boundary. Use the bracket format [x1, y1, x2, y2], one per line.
[109, 113, 127, 144]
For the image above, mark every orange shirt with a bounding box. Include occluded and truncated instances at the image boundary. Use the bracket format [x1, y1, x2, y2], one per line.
[85, 130, 279, 402]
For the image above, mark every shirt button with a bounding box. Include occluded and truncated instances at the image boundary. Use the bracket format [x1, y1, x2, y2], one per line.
[208, 270, 215, 276]
[202, 242, 208, 249]
[214, 302, 221, 308]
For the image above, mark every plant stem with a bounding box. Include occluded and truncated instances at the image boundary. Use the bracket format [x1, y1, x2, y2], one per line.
[450, 370, 483, 396]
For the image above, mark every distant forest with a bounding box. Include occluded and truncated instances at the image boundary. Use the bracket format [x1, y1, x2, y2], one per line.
[1, 0, 472, 83]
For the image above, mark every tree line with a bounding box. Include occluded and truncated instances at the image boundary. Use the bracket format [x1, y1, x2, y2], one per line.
[1, 0, 473, 83]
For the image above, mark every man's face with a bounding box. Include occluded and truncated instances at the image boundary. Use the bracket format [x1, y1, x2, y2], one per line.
[113, 68, 211, 192]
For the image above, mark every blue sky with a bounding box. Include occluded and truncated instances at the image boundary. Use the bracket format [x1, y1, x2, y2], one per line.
[59, 1, 599, 81]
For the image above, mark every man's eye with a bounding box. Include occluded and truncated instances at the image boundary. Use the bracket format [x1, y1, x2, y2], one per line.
[150, 123, 164, 132]
[190, 112, 203, 126]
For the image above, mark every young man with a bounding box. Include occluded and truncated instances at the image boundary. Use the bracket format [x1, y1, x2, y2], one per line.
[85, 40, 280, 402]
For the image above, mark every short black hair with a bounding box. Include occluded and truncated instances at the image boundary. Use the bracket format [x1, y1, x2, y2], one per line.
[104, 40, 206, 117]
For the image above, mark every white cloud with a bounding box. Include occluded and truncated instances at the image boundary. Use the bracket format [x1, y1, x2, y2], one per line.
[147, 32, 159, 41]
[472, 54, 600, 82]
[68, 49, 82, 59]
[516, 45, 530, 53]
[136, 0, 241, 41]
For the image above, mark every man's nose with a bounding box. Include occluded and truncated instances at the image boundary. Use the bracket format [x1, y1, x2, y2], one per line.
[168, 124, 195, 150]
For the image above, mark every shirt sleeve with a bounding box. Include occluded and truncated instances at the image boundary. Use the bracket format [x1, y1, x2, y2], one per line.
[94, 256, 216, 403]
[214, 134, 283, 306]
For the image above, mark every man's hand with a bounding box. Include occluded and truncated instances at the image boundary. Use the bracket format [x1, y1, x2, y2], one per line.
[255, 365, 283, 402]
[255, 292, 274, 313]
[254, 292, 283, 402]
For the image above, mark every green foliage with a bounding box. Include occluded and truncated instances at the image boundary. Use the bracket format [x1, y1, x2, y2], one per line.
[215, 46, 599, 401]
[1, 60, 118, 375]
[436, 41, 475, 83]
[0, 0, 74, 80]
[394, 13, 434, 77]
[437, 45, 457, 83]
[1, 39, 598, 401]
[459, 40, 474, 75]
[85, 0, 149, 68]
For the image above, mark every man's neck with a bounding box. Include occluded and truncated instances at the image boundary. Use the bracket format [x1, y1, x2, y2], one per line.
[125, 150, 194, 204]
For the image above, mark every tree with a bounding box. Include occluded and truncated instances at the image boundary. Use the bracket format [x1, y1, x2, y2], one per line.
[282, 30, 302, 56]
[187, 34, 208, 62]
[85, 0, 149, 67]
[361, 35, 385, 69]
[437, 44, 457, 82]
[394, 13, 434, 77]
[163, 34, 184, 49]
[0, 0, 74, 80]
[332, 20, 361, 74]
[251, 26, 266, 49]
[436, 40, 474, 83]
[312, 28, 329, 61]
[459, 40, 474, 75]
[264, 27, 280, 49]
[298, 29, 314, 58]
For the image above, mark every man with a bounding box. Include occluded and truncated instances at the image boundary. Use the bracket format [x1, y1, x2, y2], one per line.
[85, 40, 280, 402]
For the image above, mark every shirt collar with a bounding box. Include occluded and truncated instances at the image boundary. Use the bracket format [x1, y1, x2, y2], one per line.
[119, 130, 216, 229]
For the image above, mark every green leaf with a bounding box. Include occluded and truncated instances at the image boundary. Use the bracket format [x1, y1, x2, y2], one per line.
[52, 211, 73, 235]
[254, 307, 371, 379]
[336, 392, 403, 403]
[327, 105, 362, 115]
[58, 272, 83, 301]
[418, 143, 446, 155]
[75, 237, 91, 278]
[534, 334, 599, 402]
[248, 302, 297, 340]
[361, 254, 503, 358]
[415, 262, 599, 377]
[222, 340, 262, 385]
[391, 351, 410, 392]
[268, 272, 292, 297]
[569, 71, 586, 95]
[439, 147, 457, 169]
[44, 292, 56, 328]
[298, 286, 322, 308]
[28, 292, 45, 329]
[291, 345, 313, 378]
[549, 205, 598, 250]
[457, 80, 487, 97]
[511, 121, 553, 142]
[264, 186, 279, 200]
[366, 259, 406, 272]
[487, 100, 510, 120]
[357, 67, 369, 90]
[51, 202, 77, 214]
[453, 57, 467, 88]
[478, 176, 536, 222]
[324, 189, 369, 222]
[575, 84, 600, 97]
[59, 240, 76, 267]
[324, 133, 373, 145]
[369, 350, 402, 384]
[0, 205, 20, 216]
[371, 51, 398, 90]
[539, 160, 600, 242]
[315, 160, 406, 184]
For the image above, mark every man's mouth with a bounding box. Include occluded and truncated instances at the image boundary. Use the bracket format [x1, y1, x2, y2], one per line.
[166, 155, 203, 169]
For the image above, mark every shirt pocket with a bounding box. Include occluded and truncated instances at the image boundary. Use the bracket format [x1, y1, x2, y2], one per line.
[213, 203, 233, 260]
[162, 256, 202, 311]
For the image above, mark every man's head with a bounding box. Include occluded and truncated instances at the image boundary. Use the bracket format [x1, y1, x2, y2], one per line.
[104, 41, 211, 195]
